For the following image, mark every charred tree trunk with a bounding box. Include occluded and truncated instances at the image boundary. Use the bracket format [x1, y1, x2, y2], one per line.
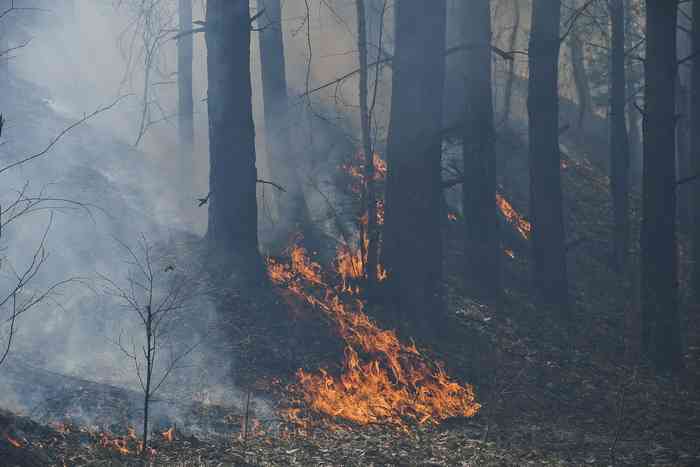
[205, 0, 263, 279]
[502, 0, 520, 126]
[383, 1, 446, 328]
[527, 0, 568, 312]
[178, 0, 194, 212]
[257, 0, 315, 251]
[625, 0, 643, 187]
[691, 0, 700, 302]
[609, 0, 631, 272]
[676, 6, 692, 233]
[568, 1, 592, 131]
[641, 0, 682, 373]
[460, 0, 500, 302]
[356, 0, 379, 288]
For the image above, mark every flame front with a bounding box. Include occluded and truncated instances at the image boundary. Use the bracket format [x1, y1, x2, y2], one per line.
[268, 243, 480, 428]
[496, 193, 531, 240]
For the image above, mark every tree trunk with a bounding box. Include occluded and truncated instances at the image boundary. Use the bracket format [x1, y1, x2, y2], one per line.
[257, 0, 315, 251]
[205, 0, 263, 279]
[178, 0, 194, 214]
[460, 0, 500, 302]
[356, 0, 379, 288]
[641, 0, 682, 373]
[528, 0, 568, 312]
[569, 0, 593, 131]
[502, 0, 520, 126]
[691, 0, 700, 302]
[625, 0, 643, 187]
[609, 0, 631, 272]
[383, 1, 446, 328]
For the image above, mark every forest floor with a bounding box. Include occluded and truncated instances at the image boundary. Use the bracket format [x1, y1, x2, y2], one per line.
[1, 131, 700, 466]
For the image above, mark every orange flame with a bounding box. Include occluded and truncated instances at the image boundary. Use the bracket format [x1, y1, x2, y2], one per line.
[267, 243, 480, 429]
[161, 427, 174, 443]
[496, 193, 531, 240]
[5, 434, 22, 448]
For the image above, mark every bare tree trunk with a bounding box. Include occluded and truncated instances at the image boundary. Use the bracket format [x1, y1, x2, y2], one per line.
[502, 0, 520, 126]
[460, 0, 500, 302]
[568, 0, 593, 131]
[257, 0, 315, 251]
[356, 0, 378, 288]
[528, 0, 568, 313]
[383, 1, 446, 329]
[178, 0, 194, 213]
[691, 0, 700, 302]
[641, 0, 682, 373]
[609, 0, 631, 272]
[676, 5, 692, 233]
[205, 0, 263, 279]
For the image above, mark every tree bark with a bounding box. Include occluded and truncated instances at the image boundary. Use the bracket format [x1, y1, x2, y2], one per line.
[356, 0, 379, 288]
[205, 0, 263, 279]
[257, 0, 315, 250]
[178, 0, 194, 213]
[568, 0, 593, 131]
[527, 0, 568, 312]
[383, 0, 446, 328]
[641, 0, 682, 373]
[460, 0, 500, 302]
[609, 0, 631, 272]
[502, 0, 520, 126]
[691, 0, 700, 302]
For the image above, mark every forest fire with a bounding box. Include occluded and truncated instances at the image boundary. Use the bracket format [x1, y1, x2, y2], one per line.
[496, 193, 531, 240]
[267, 243, 480, 429]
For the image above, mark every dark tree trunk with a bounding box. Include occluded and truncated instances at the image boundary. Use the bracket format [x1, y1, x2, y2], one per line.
[625, 0, 643, 187]
[568, 0, 592, 131]
[676, 76, 692, 232]
[676, 5, 692, 233]
[641, 0, 682, 373]
[691, 0, 700, 301]
[257, 0, 314, 250]
[527, 0, 568, 312]
[178, 0, 194, 211]
[609, 0, 631, 272]
[460, 0, 500, 302]
[502, 0, 520, 126]
[356, 0, 379, 288]
[205, 0, 263, 279]
[383, 0, 446, 328]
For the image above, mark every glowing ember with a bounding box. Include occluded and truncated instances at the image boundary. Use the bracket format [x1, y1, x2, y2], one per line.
[5, 434, 23, 448]
[99, 432, 131, 455]
[496, 193, 531, 240]
[267, 243, 480, 428]
[161, 427, 174, 442]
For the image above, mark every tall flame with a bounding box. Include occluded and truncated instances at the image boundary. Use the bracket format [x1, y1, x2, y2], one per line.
[267, 243, 480, 428]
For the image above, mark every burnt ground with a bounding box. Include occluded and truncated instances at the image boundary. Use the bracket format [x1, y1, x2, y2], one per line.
[1, 129, 700, 466]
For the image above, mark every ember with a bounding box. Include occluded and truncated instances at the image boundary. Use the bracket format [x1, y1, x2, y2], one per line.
[267, 243, 480, 428]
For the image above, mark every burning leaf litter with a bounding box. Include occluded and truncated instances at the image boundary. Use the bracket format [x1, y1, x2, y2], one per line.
[267, 241, 480, 429]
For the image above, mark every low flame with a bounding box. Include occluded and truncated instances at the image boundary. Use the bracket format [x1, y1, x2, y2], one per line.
[5, 434, 23, 448]
[161, 427, 174, 443]
[268, 243, 480, 428]
[496, 193, 531, 240]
